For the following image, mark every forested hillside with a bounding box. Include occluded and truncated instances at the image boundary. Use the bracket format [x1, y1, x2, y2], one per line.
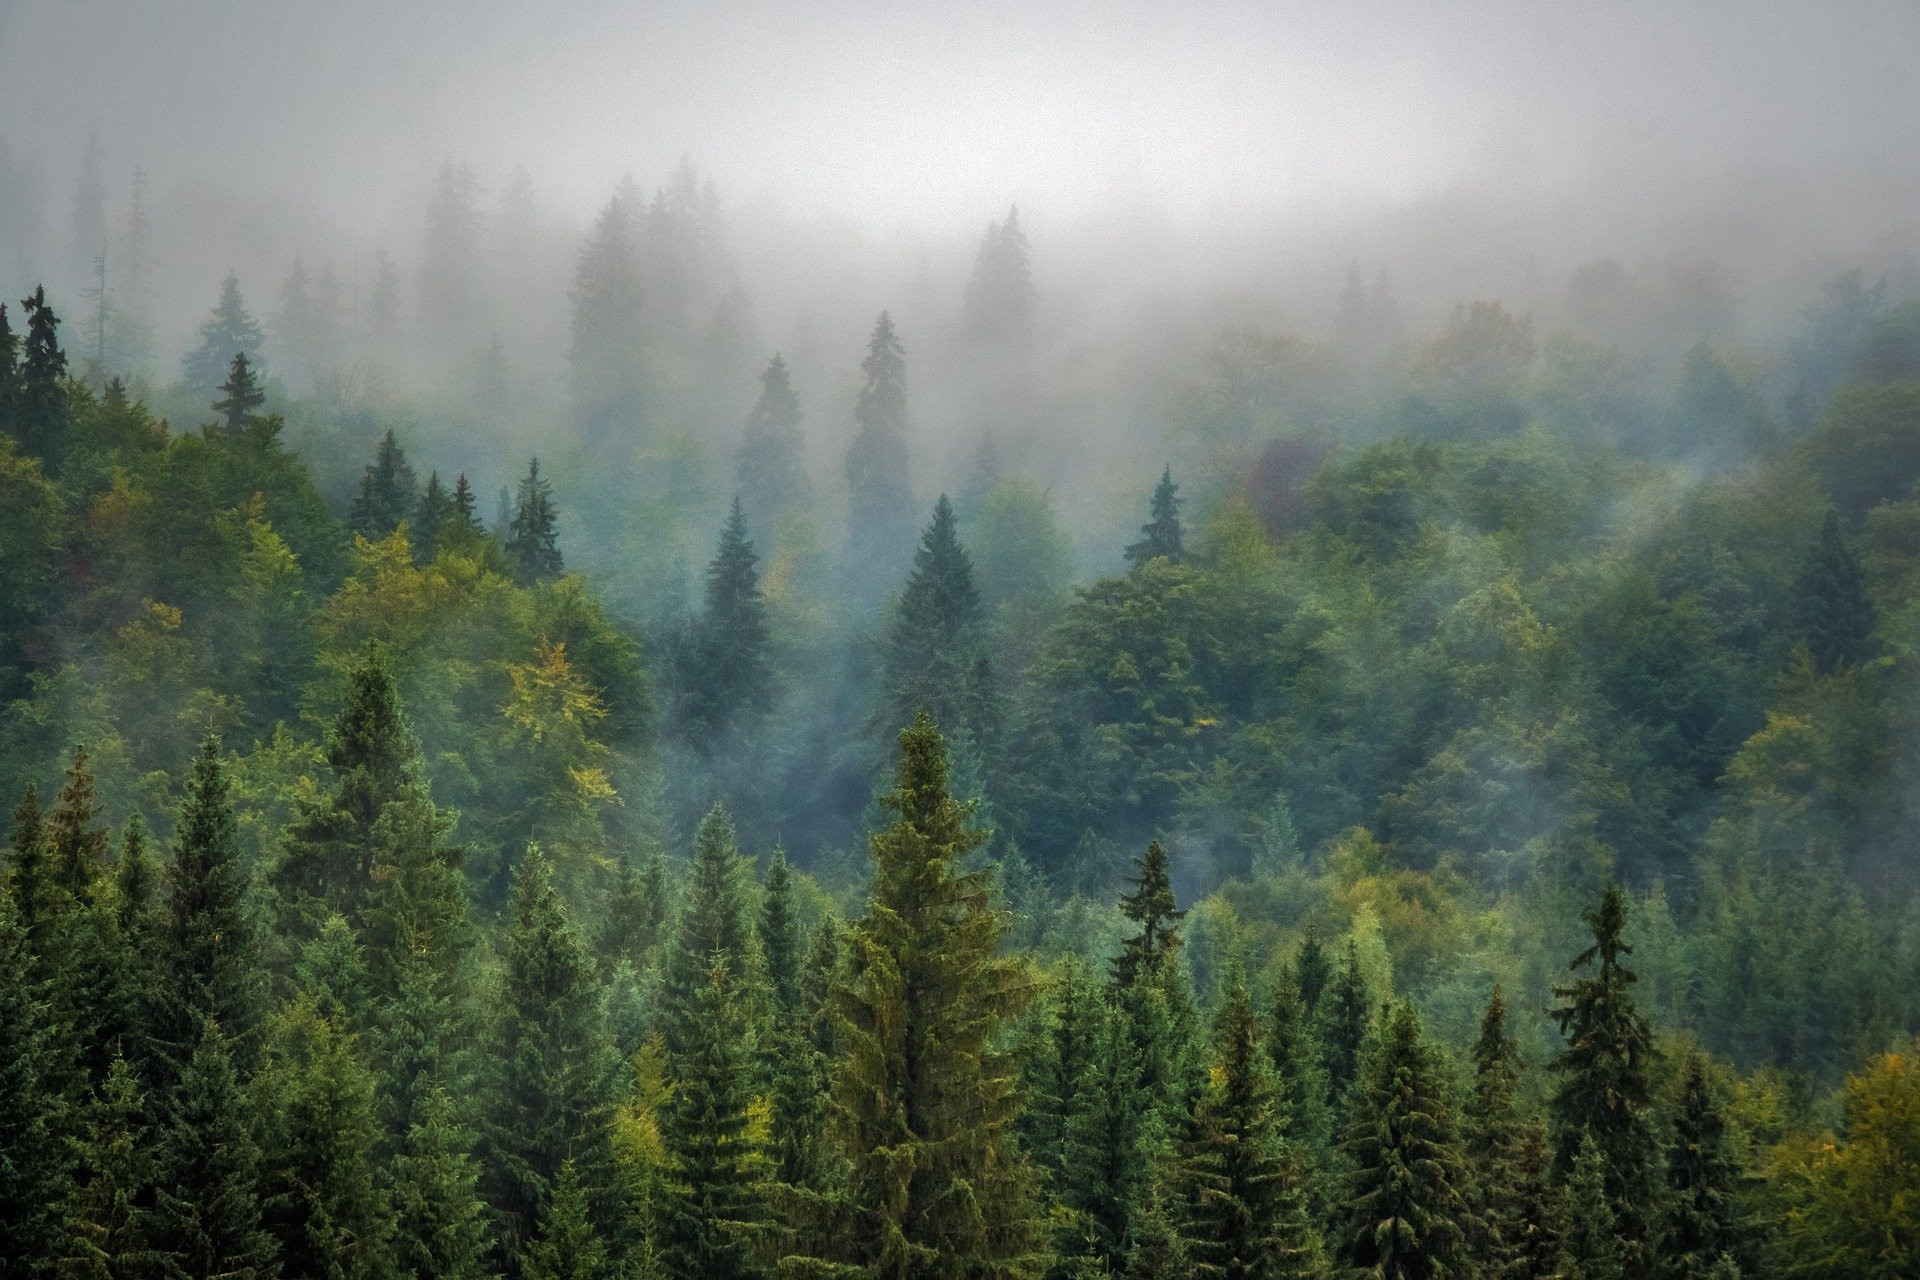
[4, 227, 1920, 1276]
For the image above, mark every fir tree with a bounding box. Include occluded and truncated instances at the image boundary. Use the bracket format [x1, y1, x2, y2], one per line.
[519, 1159, 605, 1280]
[415, 471, 455, 562]
[150, 1018, 276, 1280]
[211, 351, 267, 435]
[1024, 956, 1103, 1188]
[1661, 1054, 1743, 1280]
[48, 746, 108, 899]
[1337, 1001, 1472, 1280]
[679, 499, 773, 739]
[881, 495, 992, 743]
[65, 1054, 154, 1280]
[1796, 509, 1874, 673]
[1558, 1135, 1623, 1280]
[391, 1082, 494, 1280]
[294, 914, 374, 1032]
[0, 909, 74, 1273]
[658, 957, 766, 1280]
[1126, 1181, 1194, 1280]
[1180, 970, 1326, 1280]
[1111, 840, 1184, 991]
[736, 353, 808, 549]
[507, 458, 563, 586]
[659, 804, 753, 1063]
[7, 784, 57, 957]
[181, 273, 265, 398]
[350, 428, 420, 540]
[758, 848, 801, 1020]
[1508, 1121, 1561, 1280]
[1549, 883, 1657, 1271]
[481, 844, 617, 1263]
[16, 286, 70, 467]
[450, 474, 483, 539]
[1268, 972, 1332, 1189]
[595, 845, 664, 972]
[360, 773, 469, 1005]
[843, 312, 915, 594]
[1316, 940, 1372, 1114]
[1124, 468, 1184, 568]
[1464, 988, 1526, 1280]
[802, 712, 1035, 1279]
[1062, 994, 1156, 1272]
[158, 736, 265, 1078]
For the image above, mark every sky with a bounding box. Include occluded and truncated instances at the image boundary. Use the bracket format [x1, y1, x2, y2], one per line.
[4, 0, 1917, 240]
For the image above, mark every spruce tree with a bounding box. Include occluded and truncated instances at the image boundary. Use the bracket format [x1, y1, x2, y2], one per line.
[658, 957, 766, 1280]
[595, 845, 663, 973]
[519, 1159, 606, 1280]
[1126, 1181, 1194, 1280]
[736, 353, 809, 549]
[149, 1018, 276, 1280]
[351, 428, 420, 540]
[1558, 1134, 1622, 1280]
[1796, 509, 1874, 673]
[680, 499, 773, 739]
[1124, 468, 1184, 568]
[0, 909, 74, 1273]
[481, 844, 617, 1262]
[1337, 1002, 1472, 1280]
[962, 207, 1036, 347]
[360, 773, 469, 1005]
[16, 286, 70, 467]
[758, 848, 801, 1019]
[211, 351, 267, 435]
[0, 302, 18, 430]
[1062, 994, 1156, 1272]
[1267, 972, 1332, 1190]
[1180, 970, 1326, 1280]
[1661, 1054, 1743, 1280]
[415, 470, 455, 562]
[158, 736, 265, 1078]
[1024, 956, 1103, 1188]
[7, 784, 57, 959]
[881, 495, 992, 743]
[569, 183, 647, 448]
[1316, 940, 1372, 1115]
[1464, 988, 1526, 1280]
[48, 746, 109, 898]
[1111, 840, 1184, 991]
[659, 805, 753, 1064]
[181, 273, 265, 398]
[1293, 934, 1331, 1019]
[1549, 883, 1656, 1272]
[390, 1082, 494, 1280]
[65, 1054, 154, 1280]
[507, 458, 564, 585]
[803, 712, 1035, 1279]
[842, 312, 915, 595]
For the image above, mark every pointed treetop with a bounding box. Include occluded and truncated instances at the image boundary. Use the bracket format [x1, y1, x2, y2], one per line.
[1125, 466, 1184, 568]
[212, 351, 266, 433]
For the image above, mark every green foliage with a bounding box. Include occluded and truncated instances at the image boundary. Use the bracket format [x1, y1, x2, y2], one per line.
[736, 354, 808, 550]
[507, 458, 564, 586]
[678, 499, 773, 739]
[352, 428, 419, 540]
[1125, 467, 1184, 569]
[150, 1017, 277, 1280]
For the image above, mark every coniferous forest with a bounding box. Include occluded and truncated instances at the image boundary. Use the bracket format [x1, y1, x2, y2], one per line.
[5, 7, 1920, 1280]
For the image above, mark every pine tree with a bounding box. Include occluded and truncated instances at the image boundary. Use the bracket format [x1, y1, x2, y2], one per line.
[150, 1018, 276, 1280]
[1796, 509, 1874, 673]
[736, 353, 809, 549]
[1558, 1135, 1622, 1280]
[843, 312, 915, 595]
[1111, 840, 1184, 991]
[450, 473, 483, 540]
[351, 428, 420, 540]
[260, 997, 393, 1280]
[415, 470, 455, 562]
[1661, 1054, 1743, 1280]
[0, 909, 74, 1273]
[181, 273, 265, 397]
[507, 458, 563, 586]
[1316, 940, 1371, 1115]
[1464, 988, 1526, 1280]
[1180, 970, 1326, 1280]
[881, 495, 992, 743]
[1124, 468, 1183, 568]
[658, 957, 766, 1280]
[1549, 883, 1656, 1272]
[277, 645, 423, 940]
[481, 844, 617, 1262]
[680, 499, 773, 739]
[659, 805, 753, 1065]
[48, 746, 108, 899]
[16, 286, 70, 468]
[158, 736, 265, 1078]
[391, 1082, 494, 1280]
[1336, 1002, 1472, 1280]
[519, 1159, 606, 1280]
[801, 712, 1035, 1279]
[65, 1054, 154, 1280]
[211, 351, 267, 435]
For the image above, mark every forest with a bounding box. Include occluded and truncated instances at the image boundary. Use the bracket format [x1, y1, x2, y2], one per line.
[5, 4, 1920, 1279]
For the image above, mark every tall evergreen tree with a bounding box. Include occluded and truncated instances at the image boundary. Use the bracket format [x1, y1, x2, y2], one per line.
[1293, 934, 1331, 1018]
[1111, 840, 1184, 991]
[506, 458, 563, 586]
[158, 736, 265, 1078]
[65, 1054, 154, 1280]
[679, 499, 773, 739]
[1316, 940, 1372, 1115]
[14, 287, 69, 469]
[962, 207, 1036, 347]
[351, 429, 420, 540]
[881, 495, 993, 744]
[843, 312, 915, 595]
[1549, 883, 1656, 1275]
[519, 1159, 605, 1280]
[758, 848, 801, 1020]
[149, 1018, 276, 1280]
[1180, 970, 1326, 1280]
[1464, 988, 1526, 1280]
[7, 784, 57, 957]
[1337, 1001, 1472, 1280]
[801, 712, 1035, 1279]
[414, 470, 454, 562]
[1062, 994, 1156, 1273]
[0, 909, 74, 1274]
[1795, 509, 1874, 673]
[1125, 468, 1184, 568]
[481, 844, 617, 1263]
[390, 1082, 494, 1280]
[569, 183, 647, 447]
[1023, 956, 1103, 1189]
[1267, 972, 1332, 1189]
[660, 805, 752, 1063]
[736, 353, 808, 549]
[1508, 1120, 1561, 1280]
[0, 302, 18, 430]
[1661, 1054, 1744, 1280]
[595, 844, 667, 973]
[1558, 1134, 1623, 1280]
[211, 351, 267, 435]
[48, 746, 108, 899]
[658, 957, 766, 1280]
[181, 272, 265, 397]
